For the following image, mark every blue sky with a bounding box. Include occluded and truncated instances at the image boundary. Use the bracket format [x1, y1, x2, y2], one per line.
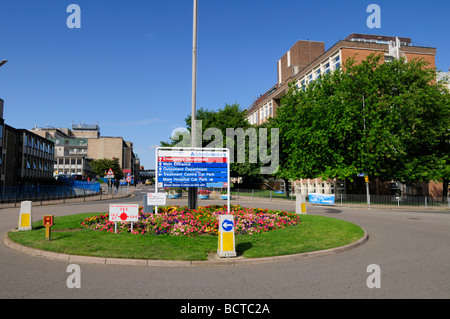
[0, 0, 449, 170]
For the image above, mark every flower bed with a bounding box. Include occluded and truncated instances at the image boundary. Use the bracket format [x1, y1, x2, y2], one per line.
[81, 205, 300, 237]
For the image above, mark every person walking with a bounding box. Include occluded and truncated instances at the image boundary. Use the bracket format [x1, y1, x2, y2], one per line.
[107, 179, 112, 194]
[114, 179, 120, 195]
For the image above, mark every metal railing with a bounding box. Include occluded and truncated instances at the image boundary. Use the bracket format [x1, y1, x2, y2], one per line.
[0, 184, 131, 208]
[197, 188, 450, 210]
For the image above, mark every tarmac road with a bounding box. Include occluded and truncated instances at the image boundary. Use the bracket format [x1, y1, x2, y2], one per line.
[1, 185, 449, 300]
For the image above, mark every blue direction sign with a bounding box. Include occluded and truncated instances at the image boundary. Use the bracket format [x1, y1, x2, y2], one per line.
[159, 167, 227, 173]
[222, 219, 234, 232]
[158, 162, 227, 168]
[156, 149, 230, 188]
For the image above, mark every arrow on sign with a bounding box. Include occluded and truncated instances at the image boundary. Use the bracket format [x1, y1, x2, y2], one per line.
[222, 220, 234, 232]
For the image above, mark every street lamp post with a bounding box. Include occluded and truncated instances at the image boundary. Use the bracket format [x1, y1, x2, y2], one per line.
[188, 0, 198, 210]
[349, 74, 370, 209]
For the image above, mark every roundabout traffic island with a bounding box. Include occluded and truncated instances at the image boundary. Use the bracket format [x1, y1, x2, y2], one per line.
[5, 204, 368, 266]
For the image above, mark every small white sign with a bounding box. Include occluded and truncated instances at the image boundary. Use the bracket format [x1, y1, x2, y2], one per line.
[147, 193, 166, 206]
[109, 204, 139, 222]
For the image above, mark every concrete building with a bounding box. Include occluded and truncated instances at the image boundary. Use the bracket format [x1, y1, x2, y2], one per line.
[0, 101, 55, 187]
[0, 99, 4, 185]
[32, 126, 94, 178]
[32, 123, 140, 181]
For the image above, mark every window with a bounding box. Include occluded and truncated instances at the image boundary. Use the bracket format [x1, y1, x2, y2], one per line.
[385, 55, 394, 63]
[333, 55, 340, 70]
[324, 62, 330, 74]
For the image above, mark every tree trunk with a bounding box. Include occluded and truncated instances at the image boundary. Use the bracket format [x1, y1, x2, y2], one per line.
[282, 178, 290, 198]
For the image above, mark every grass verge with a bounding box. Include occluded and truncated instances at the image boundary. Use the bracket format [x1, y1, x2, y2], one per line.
[7, 213, 364, 261]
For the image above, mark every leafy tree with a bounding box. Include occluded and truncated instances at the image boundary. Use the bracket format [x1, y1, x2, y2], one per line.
[271, 54, 450, 193]
[90, 158, 123, 180]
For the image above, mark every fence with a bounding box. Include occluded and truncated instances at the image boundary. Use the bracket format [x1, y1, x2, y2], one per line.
[0, 183, 98, 204]
[222, 188, 449, 210]
[0, 183, 130, 208]
[335, 194, 449, 210]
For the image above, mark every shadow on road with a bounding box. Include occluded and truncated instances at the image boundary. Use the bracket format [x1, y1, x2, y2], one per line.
[322, 208, 342, 214]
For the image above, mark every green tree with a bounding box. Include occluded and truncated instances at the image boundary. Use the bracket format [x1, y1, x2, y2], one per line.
[90, 158, 123, 180]
[272, 54, 450, 192]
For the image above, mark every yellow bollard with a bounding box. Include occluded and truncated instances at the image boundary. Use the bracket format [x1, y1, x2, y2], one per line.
[18, 201, 33, 231]
[217, 215, 236, 258]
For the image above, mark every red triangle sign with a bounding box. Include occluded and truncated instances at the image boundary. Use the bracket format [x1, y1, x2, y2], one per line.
[107, 168, 114, 175]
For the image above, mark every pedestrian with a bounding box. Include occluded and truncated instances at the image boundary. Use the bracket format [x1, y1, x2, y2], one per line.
[107, 179, 112, 194]
[114, 179, 120, 194]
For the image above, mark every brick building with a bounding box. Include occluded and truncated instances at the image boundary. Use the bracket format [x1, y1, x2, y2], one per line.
[246, 33, 441, 197]
[247, 33, 436, 126]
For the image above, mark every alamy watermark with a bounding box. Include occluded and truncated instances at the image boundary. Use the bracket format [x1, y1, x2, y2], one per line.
[66, 264, 81, 289]
[66, 4, 81, 29]
[366, 4, 381, 29]
[366, 264, 381, 289]
[170, 120, 279, 174]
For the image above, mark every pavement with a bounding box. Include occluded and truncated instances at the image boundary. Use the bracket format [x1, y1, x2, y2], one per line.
[1, 185, 449, 299]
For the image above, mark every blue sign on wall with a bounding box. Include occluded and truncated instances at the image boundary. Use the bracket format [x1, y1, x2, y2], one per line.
[308, 193, 335, 205]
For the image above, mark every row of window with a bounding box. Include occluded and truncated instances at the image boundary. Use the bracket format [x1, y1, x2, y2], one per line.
[24, 134, 54, 154]
[260, 101, 273, 123]
[246, 52, 342, 125]
[296, 181, 346, 195]
[23, 157, 53, 172]
[296, 53, 341, 90]
[57, 158, 83, 165]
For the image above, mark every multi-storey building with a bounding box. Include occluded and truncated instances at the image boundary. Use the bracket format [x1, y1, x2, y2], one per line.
[0, 99, 4, 186]
[247, 33, 436, 126]
[32, 124, 140, 180]
[246, 33, 439, 196]
[32, 126, 93, 178]
[0, 101, 55, 187]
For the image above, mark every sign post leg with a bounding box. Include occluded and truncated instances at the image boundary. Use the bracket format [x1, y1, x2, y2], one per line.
[188, 188, 198, 210]
[45, 226, 51, 241]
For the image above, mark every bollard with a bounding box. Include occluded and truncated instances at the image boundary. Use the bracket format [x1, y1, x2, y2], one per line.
[18, 201, 33, 231]
[217, 215, 236, 258]
[296, 193, 307, 214]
